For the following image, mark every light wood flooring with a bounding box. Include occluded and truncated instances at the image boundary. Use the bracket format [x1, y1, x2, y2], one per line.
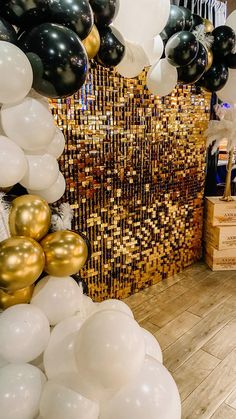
[124, 263, 236, 419]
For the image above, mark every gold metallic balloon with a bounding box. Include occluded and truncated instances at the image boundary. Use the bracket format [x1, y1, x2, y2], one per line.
[206, 49, 214, 71]
[0, 237, 45, 292]
[203, 19, 214, 33]
[82, 25, 101, 59]
[0, 285, 34, 310]
[9, 195, 51, 241]
[41, 230, 88, 277]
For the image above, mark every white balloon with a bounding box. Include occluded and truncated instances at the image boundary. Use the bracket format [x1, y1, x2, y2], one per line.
[142, 34, 164, 66]
[1, 97, 56, 151]
[100, 357, 181, 419]
[52, 371, 115, 404]
[31, 276, 82, 326]
[0, 116, 5, 135]
[0, 363, 46, 419]
[20, 154, 59, 191]
[40, 381, 99, 419]
[0, 304, 50, 363]
[217, 68, 236, 104]
[43, 128, 65, 158]
[28, 171, 66, 203]
[74, 295, 98, 321]
[226, 10, 236, 32]
[44, 315, 84, 379]
[0, 41, 33, 104]
[116, 42, 147, 78]
[98, 299, 134, 318]
[147, 58, 177, 97]
[142, 328, 163, 363]
[0, 354, 8, 368]
[28, 89, 49, 108]
[28, 128, 65, 159]
[82, 295, 98, 318]
[75, 310, 145, 392]
[47, 315, 84, 347]
[113, 0, 170, 44]
[0, 136, 27, 187]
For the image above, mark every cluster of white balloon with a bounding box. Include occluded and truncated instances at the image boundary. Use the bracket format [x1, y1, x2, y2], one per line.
[0, 276, 181, 419]
[113, 0, 174, 97]
[0, 41, 66, 204]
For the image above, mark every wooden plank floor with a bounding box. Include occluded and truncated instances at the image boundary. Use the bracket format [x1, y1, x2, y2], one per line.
[124, 263, 236, 419]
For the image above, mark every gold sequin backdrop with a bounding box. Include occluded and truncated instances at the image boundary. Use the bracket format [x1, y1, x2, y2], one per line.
[51, 65, 211, 301]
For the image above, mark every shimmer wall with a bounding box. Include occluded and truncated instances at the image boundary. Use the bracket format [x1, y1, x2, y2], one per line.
[51, 65, 211, 301]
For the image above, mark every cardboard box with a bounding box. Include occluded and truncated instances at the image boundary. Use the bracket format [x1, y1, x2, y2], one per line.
[204, 223, 236, 250]
[205, 244, 236, 271]
[205, 197, 236, 226]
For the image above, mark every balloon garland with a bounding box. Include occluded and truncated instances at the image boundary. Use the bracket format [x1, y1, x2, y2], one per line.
[0, 1, 187, 418]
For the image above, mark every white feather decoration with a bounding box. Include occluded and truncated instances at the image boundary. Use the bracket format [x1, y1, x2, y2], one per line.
[0, 193, 10, 242]
[51, 203, 74, 231]
[205, 105, 236, 154]
[193, 25, 214, 50]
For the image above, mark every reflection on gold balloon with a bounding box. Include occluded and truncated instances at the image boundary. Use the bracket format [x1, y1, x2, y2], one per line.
[0, 285, 34, 310]
[9, 195, 51, 241]
[203, 19, 214, 33]
[0, 237, 45, 292]
[82, 25, 101, 59]
[41, 230, 88, 277]
[206, 49, 213, 71]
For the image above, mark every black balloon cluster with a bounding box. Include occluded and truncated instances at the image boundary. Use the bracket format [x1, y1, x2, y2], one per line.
[161, 4, 236, 93]
[0, 0, 123, 98]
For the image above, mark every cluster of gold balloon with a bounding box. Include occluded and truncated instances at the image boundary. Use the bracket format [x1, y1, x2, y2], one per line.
[0, 195, 88, 310]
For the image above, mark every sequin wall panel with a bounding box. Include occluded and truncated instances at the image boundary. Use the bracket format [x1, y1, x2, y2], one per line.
[51, 66, 211, 301]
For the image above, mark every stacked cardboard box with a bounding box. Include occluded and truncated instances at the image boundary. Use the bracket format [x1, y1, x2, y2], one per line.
[204, 197, 236, 271]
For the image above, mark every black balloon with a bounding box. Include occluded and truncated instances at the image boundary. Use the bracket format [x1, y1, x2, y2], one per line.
[225, 52, 236, 69]
[90, 0, 119, 26]
[212, 25, 236, 57]
[178, 43, 208, 84]
[166, 31, 199, 68]
[0, 0, 94, 40]
[0, 16, 16, 43]
[161, 5, 185, 40]
[179, 7, 193, 31]
[0, 0, 47, 28]
[96, 26, 125, 67]
[199, 62, 228, 92]
[191, 14, 203, 30]
[18, 23, 88, 98]
[47, 0, 94, 40]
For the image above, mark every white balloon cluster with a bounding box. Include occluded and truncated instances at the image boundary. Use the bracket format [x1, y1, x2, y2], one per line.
[0, 41, 66, 203]
[0, 276, 181, 419]
[113, 0, 177, 97]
